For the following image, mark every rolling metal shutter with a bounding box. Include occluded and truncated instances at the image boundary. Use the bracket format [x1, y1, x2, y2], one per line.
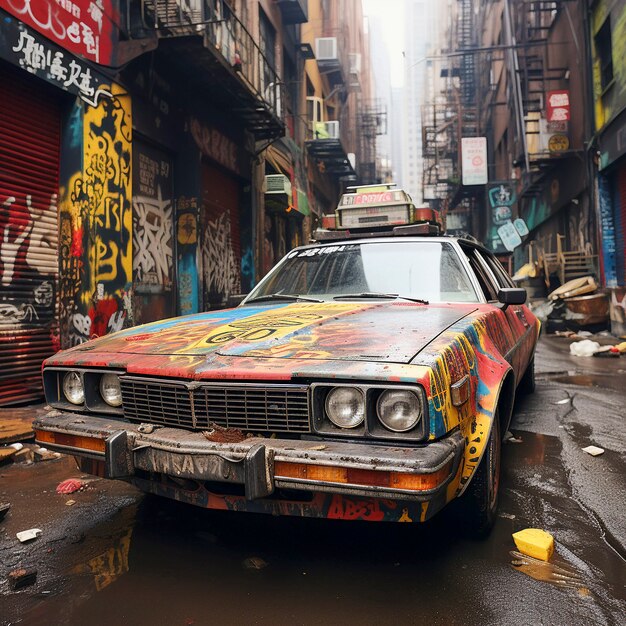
[0, 63, 62, 405]
[200, 161, 242, 309]
[617, 165, 626, 286]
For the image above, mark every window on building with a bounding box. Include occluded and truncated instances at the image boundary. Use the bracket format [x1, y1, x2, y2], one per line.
[259, 8, 276, 92]
[596, 17, 613, 90]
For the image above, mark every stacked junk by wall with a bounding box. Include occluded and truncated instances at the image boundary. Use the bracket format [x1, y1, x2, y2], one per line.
[513, 234, 617, 337]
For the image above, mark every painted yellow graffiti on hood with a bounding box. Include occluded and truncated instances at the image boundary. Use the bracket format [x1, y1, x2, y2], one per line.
[179, 303, 369, 353]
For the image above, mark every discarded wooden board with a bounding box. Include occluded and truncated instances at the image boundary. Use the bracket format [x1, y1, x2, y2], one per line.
[0, 447, 18, 463]
[0, 406, 47, 445]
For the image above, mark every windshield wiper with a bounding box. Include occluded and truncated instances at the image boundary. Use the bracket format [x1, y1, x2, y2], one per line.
[246, 293, 324, 303]
[333, 292, 429, 304]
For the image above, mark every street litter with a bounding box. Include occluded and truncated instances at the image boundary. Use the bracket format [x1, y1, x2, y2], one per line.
[9, 442, 23, 451]
[555, 398, 570, 405]
[65, 499, 76, 506]
[530, 300, 554, 323]
[504, 431, 523, 444]
[243, 556, 268, 570]
[33, 446, 62, 461]
[569, 340, 600, 356]
[56, 478, 86, 494]
[512, 528, 554, 561]
[0, 502, 10, 522]
[8, 568, 37, 590]
[499, 512, 516, 520]
[592, 345, 620, 358]
[582, 445, 604, 456]
[16, 528, 42, 543]
[0, 447, 18, 463]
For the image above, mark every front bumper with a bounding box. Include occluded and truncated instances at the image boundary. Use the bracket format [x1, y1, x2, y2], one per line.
[34, 409, 464, 508]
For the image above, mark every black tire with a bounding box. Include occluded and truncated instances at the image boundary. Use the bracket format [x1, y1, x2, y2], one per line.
[518, 357, 536, 395]
[457, 413, 501, 538]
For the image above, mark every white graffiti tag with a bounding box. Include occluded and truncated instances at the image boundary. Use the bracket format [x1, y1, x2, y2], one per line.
[0, 302, 38, 324]
[1, 194, 58, 285]
[107, 310, 126, 332]
[202, 211, 241, 300]
[132, 187, 173, 287]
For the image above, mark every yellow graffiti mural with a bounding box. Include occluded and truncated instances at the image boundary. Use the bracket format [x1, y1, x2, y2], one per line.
[58, 83, 132, 347]
[83, 82, 132, 302]
[180, 303, 368, 353]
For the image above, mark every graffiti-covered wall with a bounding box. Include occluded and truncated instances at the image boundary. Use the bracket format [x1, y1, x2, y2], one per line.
[59, 83, 133, 348]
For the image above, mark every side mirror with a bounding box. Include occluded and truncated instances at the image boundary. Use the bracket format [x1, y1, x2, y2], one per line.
[225, 293, 248, 308]
[498, 287, 527, 306]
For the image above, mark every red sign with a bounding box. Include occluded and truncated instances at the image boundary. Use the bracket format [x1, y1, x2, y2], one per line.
[547, 90, 570, 122]
[0, 0, 114, 65]
[354, 192, 393, 204]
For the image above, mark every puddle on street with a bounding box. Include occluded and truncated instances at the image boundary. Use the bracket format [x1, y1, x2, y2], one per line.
[544, 373, 626, 393]
[7, 432, 626, 626]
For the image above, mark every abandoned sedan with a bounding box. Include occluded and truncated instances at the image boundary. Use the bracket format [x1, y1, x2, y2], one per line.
[34, 187, 539, 536]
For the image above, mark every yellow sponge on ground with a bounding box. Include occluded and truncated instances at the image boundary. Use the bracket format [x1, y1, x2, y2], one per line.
[512, 528, 555, 561]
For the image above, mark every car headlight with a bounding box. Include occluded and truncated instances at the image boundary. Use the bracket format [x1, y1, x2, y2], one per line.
[377, 389, 422, 432]
[63, 371, 85, 405]
[325, 387, 365, 428]
[100, 373, 122, 407]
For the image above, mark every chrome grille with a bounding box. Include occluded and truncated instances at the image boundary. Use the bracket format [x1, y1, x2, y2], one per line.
[121, 378, 192, 428]
[120, 377, 311, 433]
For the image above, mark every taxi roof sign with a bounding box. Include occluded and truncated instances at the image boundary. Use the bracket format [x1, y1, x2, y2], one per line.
[314, 182, 443, 240]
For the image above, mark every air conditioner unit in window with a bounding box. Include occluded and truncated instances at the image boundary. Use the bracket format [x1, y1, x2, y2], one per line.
[325, 121, 340, 139]
[315, 37, 338, 60]
[264, 174, 292, 195]
[348, 53, 361, 75]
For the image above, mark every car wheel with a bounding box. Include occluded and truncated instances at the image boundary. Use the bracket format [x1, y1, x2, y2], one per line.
[518, 357, 536, 395]
[458, 412, 501, 538]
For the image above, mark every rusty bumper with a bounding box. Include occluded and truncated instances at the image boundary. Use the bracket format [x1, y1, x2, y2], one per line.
[34, 410, 464, 507]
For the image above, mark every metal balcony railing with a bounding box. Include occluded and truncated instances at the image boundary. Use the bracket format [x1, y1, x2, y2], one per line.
[135, 0, 283, 121]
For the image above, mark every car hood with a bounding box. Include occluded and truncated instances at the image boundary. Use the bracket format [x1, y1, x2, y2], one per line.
[67, 301, 476, 364]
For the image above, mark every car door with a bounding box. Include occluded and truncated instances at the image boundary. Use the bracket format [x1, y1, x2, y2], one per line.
[459, 245, 521, 374]
[479, 250, 535, 381]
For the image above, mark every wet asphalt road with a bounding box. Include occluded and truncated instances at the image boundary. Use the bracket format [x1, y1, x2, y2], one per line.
[1, 336, 626, 625]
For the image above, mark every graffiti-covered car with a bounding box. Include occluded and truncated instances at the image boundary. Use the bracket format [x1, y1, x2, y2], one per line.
[34, 185, 539, 536]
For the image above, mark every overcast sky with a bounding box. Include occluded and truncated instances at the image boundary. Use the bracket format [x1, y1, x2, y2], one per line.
[362, 0, 406, 87]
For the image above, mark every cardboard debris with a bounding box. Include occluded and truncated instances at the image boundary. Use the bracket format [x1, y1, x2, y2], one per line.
[549, 276, 597, 301]
[0, 448, 18, 463]
[16, 528, 42, 543]
[582, 445, 604, 457]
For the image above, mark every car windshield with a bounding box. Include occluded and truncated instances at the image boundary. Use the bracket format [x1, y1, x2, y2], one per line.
[247, 241, 479, 303]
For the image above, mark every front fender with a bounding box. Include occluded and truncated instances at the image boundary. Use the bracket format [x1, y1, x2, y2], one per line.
[417, 314, 513, 499]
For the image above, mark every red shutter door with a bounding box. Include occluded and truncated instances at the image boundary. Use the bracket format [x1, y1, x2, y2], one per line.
[0, 63, 62, 405]
[617, 165, 626, 285]
[200, 162, 242, 309]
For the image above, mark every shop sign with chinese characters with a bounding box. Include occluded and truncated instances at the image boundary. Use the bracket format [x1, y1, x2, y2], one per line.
[461, 137, 488, 186]
[547, 90, 570, 122]
[1, 18, 109, 107]
[0, 0, 113, 65]
[486, 181, 518, 254]
[543, 90, 571, 155]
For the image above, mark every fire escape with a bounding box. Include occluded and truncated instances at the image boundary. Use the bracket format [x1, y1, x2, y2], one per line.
[305, 24, 356, 180]
[422, 0, 477, 211]
[358, 100, 387, 183]
[123, 0, 287, 142]
[514, 1, 570, 189]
